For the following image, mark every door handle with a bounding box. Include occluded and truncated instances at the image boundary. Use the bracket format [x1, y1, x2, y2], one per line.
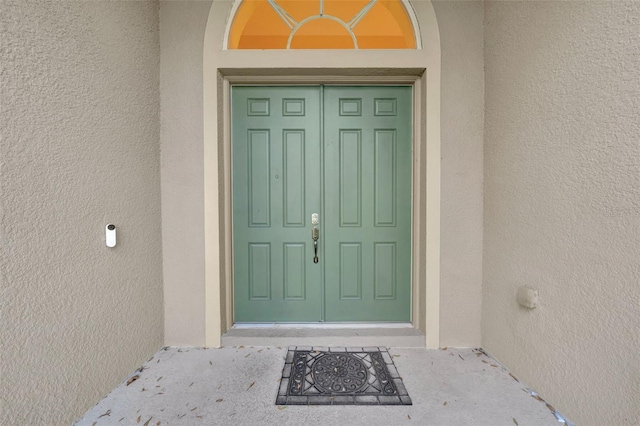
[311, 213, 319, 264]
[312, 228, 319, 263]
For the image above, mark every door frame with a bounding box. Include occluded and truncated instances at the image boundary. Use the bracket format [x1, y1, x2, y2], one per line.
[216, 72, 428, 332]
[206, 68, 440, 348]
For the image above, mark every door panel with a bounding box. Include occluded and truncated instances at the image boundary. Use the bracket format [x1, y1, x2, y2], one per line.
[233, 86, 322, 322]
[323, 86, 412, 321]
[232, 85, 412, 323]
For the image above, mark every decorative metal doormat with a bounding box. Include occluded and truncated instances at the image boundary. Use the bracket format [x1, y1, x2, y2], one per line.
[276, 346, 412, 405]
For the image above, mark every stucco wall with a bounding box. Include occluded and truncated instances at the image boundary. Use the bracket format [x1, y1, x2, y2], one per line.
[483, 1, 640, 425]
[1, 1, 163, 424]
[160, 0, 212, 347]
[433, 0, 484, 348]
[160, 0, 483, 347]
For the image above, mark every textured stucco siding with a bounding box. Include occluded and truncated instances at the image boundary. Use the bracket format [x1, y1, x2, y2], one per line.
[160, 0, 213, 347]
[433, 0, 484, 348]
[1, 1, 163, 424]
[483, 1, 640, 425]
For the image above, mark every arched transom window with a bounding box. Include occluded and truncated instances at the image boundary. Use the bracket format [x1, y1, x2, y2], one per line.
[227, 0, 420, 49]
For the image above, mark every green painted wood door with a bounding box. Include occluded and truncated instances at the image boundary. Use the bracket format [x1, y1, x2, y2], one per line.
[232, 85, 412, 322]
[232, 86, 322, 322]
[323, 86, 412, 321]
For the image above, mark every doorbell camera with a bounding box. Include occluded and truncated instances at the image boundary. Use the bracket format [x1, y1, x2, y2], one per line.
[106, 224, 116, 247]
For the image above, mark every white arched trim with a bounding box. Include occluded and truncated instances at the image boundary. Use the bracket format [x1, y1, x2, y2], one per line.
[222, 0, 424, 50]
[221, 0, 242, 51]
[203, 1, 440, 348]
[402, 0, 423, 50]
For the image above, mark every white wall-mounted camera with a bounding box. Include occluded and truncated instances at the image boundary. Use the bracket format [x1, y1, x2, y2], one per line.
[106, 224, 116, 248]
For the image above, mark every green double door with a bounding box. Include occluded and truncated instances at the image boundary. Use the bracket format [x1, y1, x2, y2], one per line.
[232, 86, 412, 322]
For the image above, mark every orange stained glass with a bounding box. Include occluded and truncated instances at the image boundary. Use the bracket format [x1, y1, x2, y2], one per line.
[228, 0, 417, 49]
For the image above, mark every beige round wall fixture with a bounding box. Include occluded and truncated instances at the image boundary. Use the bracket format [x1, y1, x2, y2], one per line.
[517, 287, 539, 309]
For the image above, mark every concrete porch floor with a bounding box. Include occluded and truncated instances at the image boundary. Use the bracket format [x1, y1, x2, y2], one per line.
[76, 347, 563, 426]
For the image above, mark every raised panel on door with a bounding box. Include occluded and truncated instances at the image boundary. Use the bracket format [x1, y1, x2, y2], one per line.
[232, 86, 322, 322]
[323, 86, 412, 321]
